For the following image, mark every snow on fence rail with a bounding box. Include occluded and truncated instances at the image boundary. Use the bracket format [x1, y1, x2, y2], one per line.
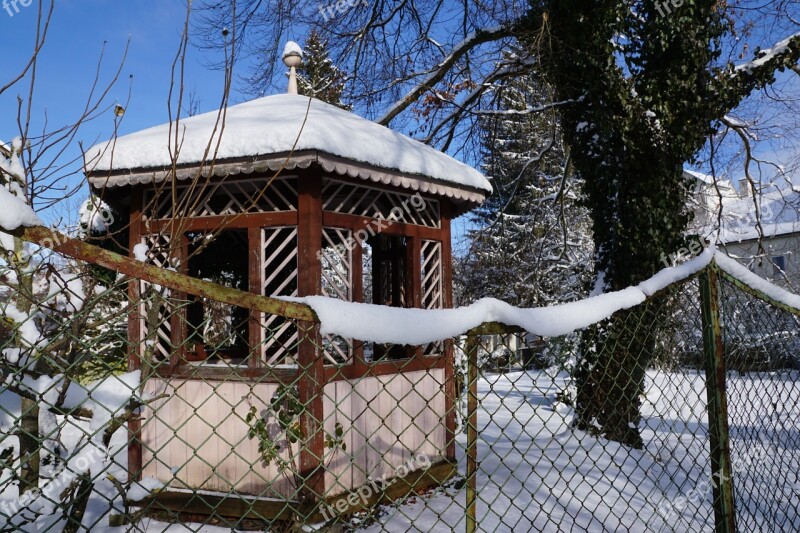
[2, 215, 800, 531]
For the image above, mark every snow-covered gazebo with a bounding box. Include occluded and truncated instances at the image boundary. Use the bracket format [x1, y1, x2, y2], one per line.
[84, 49, 491, 522]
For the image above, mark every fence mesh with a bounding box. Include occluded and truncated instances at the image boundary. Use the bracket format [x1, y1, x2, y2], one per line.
[719, 275, 800, 531]
[0, 249, 799, 532]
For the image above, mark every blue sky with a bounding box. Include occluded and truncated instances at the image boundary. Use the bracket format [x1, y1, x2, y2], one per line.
[1, 1, 798, 239]
[0, 1, 239, 170]
[0, 1, 480, 239]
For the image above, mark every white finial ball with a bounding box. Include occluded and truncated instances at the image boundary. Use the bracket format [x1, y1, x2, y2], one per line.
[282, 41, 303, 68]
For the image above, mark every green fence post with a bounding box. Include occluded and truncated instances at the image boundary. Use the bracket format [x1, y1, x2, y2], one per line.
[465, 333, 479, 533]
[700, 265, 737, 533]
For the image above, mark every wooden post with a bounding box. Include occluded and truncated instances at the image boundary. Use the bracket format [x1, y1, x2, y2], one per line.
[127, 186, 143, 483]
[700, 265, 737, 533]
[352, 239, 366, 368]
[248, 226, 263, 369]
[128, 186, 144, 372]
[405, 236, 422, 358]
[169, 232, 188, 369]
[297, 173, 326, 501]
[465, 333, 479, 533]
[440, 203, 457, 462]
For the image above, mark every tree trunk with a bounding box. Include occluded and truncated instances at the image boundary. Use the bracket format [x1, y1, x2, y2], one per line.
[15, 236, 41, 494]
[574, 306, 659, 449]
[18, 397, 41, 494]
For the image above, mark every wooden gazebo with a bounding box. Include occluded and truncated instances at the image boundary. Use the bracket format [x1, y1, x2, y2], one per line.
[85, 55, 491, 522]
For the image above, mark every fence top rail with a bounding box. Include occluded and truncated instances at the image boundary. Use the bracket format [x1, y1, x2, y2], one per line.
[10, 225, 318, 323]
[9, 223, 800, 342]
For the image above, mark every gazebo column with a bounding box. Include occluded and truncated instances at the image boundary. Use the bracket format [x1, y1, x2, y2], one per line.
[405, 236, 422, 358]
[247, 226, 263, 369]
[127, 186, 144, 483]
[441, 201, 457, 463]
[297, 173, 326, 499]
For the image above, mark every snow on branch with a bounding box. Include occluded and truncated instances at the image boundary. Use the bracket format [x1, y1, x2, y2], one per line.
[0, 186, 42, 231]
[722, 30, 800, 106]
[733, 31, 800, 74]
[377, 25, 514, 126]
[473, 99, 578, 116]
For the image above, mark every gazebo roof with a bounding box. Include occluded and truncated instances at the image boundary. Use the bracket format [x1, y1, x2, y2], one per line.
[85, 94, 491, 204]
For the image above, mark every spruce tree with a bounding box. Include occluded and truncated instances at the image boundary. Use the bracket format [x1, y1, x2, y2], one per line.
[297, 30, 351, 110]
[459, 66, 593, 309]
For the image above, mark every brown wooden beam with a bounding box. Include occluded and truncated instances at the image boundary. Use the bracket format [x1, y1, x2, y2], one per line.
[9, 225, 317, 323]
[129, 490, 297, 524]
[322, 211, 442, 240]
[325, 354, 446, 382]
[440, 201, 457, 462]
[248, 226, 263, 369]
[127, 187, 143, 483]
[310, 461, 457, 523]
[142, 211, 298, 233]
[151, 365, 299, 383]
[296, 174, 326, 499]
[128, 461, 456, 528]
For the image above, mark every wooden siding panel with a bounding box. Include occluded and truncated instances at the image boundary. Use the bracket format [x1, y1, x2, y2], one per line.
[140, 370, 447, 500]
[322, 381, 353, 497]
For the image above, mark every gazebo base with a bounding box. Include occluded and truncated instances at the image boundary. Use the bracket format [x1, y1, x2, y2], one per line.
[124, 461, 457, 530]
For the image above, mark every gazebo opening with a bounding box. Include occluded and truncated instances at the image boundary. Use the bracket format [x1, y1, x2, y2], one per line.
[185, 229, 251, 365]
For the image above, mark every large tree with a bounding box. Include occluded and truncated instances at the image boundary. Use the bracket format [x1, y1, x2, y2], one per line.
[529, 0, 800, 446]
[196, 0, 800, 445]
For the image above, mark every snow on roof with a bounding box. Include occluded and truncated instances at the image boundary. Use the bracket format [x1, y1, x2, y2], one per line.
[684, 169, 733, 190]
[702, 182, 800, 243]
[84, 94, 491, 194]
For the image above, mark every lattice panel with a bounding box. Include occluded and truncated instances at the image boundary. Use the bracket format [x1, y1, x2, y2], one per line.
[143, 177, 298, 220]
[320, 228, 354, 365]
[322, 178, 440, 228]
[261, 227, 299, 366]
[422, 240, 444, 355]
[421, 240, 443, 310]
[139, 234, 179, 362]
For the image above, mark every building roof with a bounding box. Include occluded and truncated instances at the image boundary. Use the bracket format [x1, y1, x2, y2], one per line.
[716, 186, 800, 243]
[687, 170, 800, 243]
[84, 94, 491, 202]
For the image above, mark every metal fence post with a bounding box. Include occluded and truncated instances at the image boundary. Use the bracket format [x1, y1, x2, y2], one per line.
[700, 265, 737, 533]
[465, 333, 479, 533]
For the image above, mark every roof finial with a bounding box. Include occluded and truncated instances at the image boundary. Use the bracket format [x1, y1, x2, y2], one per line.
[282, 41, 303, 95]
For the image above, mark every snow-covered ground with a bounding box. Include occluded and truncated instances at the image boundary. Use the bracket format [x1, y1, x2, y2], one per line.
[362, 369, 800, 533]
[1, 368, 797, 531]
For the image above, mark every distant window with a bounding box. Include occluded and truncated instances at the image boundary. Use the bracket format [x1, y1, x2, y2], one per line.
[772, 255, 786, 276]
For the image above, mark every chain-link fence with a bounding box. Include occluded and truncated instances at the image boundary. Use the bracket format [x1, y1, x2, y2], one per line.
[0, 229, 798, 532]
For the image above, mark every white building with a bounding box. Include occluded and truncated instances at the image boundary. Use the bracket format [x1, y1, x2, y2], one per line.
[688, 170, 800, 290]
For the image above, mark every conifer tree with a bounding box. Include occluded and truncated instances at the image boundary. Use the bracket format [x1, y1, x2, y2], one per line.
[458, 65, 593, 309]
[297, 30, 351, 110]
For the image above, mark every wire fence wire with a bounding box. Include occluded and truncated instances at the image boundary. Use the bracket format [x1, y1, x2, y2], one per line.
[0, 255, 798, 532]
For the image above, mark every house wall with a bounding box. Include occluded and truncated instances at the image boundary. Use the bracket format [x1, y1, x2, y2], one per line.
[721, 233, 800, 292]
[140, 368, 446, 500]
